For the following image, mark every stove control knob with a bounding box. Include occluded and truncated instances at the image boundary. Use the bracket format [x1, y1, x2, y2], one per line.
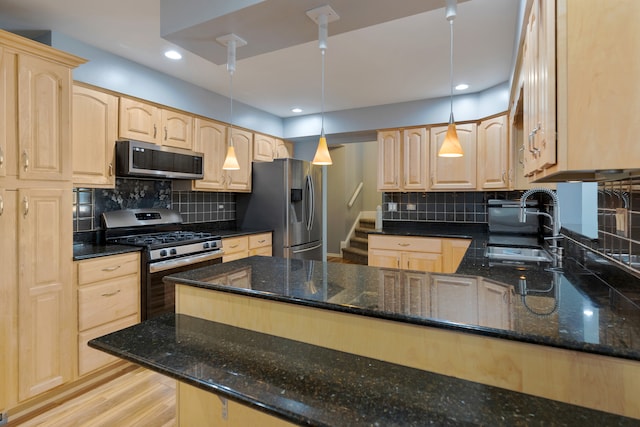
[170, 248, 178, 255]
[160, 249, 168, 257]
[203, 242, 210, 249]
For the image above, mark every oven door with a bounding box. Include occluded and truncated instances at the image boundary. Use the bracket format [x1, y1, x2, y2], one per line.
[145, 251, 223, 320]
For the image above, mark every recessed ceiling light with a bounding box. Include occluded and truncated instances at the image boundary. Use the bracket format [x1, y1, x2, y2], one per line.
[164, 50, 182, 60]
[291, 107, 303, 113]
[455, 83, 469, 91]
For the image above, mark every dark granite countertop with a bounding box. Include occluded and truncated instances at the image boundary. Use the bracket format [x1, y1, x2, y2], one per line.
[89, 313, 637, 426]
[165, 245, 640, 361]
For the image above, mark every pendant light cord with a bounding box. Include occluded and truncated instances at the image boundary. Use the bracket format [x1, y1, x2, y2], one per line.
[449, 20, 454, 123]
[321, 48, 326, 136]
[229, 70, 234, 147]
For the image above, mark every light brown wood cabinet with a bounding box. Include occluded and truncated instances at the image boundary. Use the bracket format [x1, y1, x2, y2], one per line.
[0, 30, 84, 410]
[378, 269, 430, 316]
[253, 133, 276, 162]
[368, 235, 470, 274]
[429, 123, 477, 190]
[274, 138, 293, 159]
[222, 232, 272, 262]
[72, 84, 118, 188]
[76, 252, 140, 376]
[227, 129, 253, 192]
[477, 114, 509, 189]
[377, 128, 429, 192]
[119, 96, 193, 149]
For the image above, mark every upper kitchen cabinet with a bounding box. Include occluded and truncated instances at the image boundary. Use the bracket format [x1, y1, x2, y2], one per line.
[184, 118, 252, 192]
[72, 84, 118, 188]
[0, 47, 8, 180]
[253, 133, 276, 162]
[477, 114, 509, 190]
[377, 128, 429, 192]
[429, 123, 477, 190]
[519, 0, 640, 182]
[119, 97, 193, 149]
[274, 138, 294, 159]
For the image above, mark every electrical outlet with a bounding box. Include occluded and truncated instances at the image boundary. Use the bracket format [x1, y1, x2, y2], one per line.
[406, 203, 416, 211]
[388, 202, 397, 212]
[218, 204, 225, 210]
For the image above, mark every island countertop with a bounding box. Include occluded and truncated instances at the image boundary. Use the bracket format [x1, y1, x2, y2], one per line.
[164, 254, 640, 362]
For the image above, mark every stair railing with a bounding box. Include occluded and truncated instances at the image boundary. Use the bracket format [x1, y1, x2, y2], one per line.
[347, 182, 364, 208]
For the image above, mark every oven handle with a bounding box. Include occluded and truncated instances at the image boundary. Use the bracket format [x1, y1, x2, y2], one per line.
[149, 250, 224, 273]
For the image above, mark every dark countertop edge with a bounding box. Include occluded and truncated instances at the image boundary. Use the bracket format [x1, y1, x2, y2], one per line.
[215, 228, 273, 238]
[369, 221, 487, 239]
[165, 275, 640, 362]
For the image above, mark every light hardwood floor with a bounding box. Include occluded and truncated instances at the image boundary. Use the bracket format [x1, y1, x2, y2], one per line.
[14, 368, 176, 427]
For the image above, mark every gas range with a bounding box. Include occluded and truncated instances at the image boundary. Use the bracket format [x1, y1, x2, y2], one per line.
[102, 208, 224, 319]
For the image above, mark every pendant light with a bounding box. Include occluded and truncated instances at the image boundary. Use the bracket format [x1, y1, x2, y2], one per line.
[217, 34, 247, 170]
[307, 6, 339, 166]
[438, 0, 464, 158]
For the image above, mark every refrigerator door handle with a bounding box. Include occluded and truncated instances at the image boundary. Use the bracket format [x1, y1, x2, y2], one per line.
[306, 174, 314, 231]
[291, 242, 323, 254]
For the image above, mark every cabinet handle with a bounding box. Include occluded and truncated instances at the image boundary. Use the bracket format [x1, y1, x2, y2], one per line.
[501, 170, 506, 183]
[229, 244, 239, 248]
[109, 163, 113, 176]
[22, 196, 29, 217]
[164, 126, 168, 141]
[430, 176, 434, 187]
[258, 239, 266, 243]
[22, 150, 29, 172]
[0, 194, 3, 216]
[101, 289, 121, 297]
[518, 146, 525, 166]
[398, 243, 410, 247]
[153, 124, 157, 138]
[0, 146, 4, 168]
[102, 265, 121, 272]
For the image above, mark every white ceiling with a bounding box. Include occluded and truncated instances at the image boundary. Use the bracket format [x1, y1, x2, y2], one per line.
[0, 0, 520, 118]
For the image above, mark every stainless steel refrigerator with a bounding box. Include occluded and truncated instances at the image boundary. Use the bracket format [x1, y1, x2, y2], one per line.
[236, 158, 323, 260]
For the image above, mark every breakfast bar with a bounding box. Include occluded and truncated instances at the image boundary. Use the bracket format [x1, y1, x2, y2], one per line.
[90, 252, 640, 425]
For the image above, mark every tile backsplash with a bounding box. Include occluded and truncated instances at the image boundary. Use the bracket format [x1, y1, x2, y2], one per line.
[382, 191, 525, 223]
[73, 178, 235, 232]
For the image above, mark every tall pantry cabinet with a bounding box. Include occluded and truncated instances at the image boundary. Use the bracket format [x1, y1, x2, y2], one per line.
[0, 30, 85, 414]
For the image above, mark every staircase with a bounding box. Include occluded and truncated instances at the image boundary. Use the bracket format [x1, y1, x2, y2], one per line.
[342, 218, 375, 265]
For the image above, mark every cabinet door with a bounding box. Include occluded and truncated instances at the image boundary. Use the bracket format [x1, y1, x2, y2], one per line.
[377, 130, 401, 191]
[193, 118, 226, 191]
[72, 85, 118, 187]
[403, 128, 429, 191]
[404, 272, 430, 316]
[226, 129, 253, 192]
[441, 238, 471, 274]
[477, 115, 509, 189]
[161, 109, 193, 150]
[253, 133, 275, 162]
[430, 123, 477, 190]
[0, 47, 10, 179]
[478, 279, 512, 330]
[0, 189, 17, 411]
[431, 275, 478, 325]
[18, 54, 72, 181]
[18, 187, 73, 401]
[403, 251, 442, 273]
[227, 268, 251, 289]
[119, 97, 160, 144]
[368, 248, 400, 269]
[274, 139, 293, 159]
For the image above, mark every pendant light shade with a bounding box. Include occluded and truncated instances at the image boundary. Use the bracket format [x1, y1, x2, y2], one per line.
[307, 6, 339, 166]
[438, 0, 464, 158]
[217, 34, 247, 170]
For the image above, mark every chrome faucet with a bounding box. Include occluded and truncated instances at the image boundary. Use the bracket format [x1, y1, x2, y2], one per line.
[519, 188, 562, 257]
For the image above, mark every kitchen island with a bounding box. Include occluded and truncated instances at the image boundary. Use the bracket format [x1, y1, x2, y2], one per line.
[90, 254, 640, 424]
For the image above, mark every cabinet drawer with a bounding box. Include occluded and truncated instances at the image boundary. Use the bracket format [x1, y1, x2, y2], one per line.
[223, 236, 248, 255]
[249, 246, 272, 256]
[78, 274, 139, 331]
[249, 232, 272, 249]
[77, 252, 139, 285]
[78, 314, 138, 376]
[369, 235, 442, 253]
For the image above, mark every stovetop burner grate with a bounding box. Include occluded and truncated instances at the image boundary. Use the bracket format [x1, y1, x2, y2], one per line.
[110, 231, 215, 247]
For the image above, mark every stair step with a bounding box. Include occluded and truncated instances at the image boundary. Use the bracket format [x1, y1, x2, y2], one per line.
[342, 246, 368, 265]
[350, 236, 369, 251]
[355, 227, 374, 238]
[359, 218, 375, 228]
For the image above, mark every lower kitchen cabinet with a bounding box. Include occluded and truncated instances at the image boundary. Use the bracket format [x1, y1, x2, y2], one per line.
[223, 232, 273, 262]
[378, 269, 430, 316]
[75, 252, 140, 377]
[478, 279, 513, 330]
[178, 381, 296, 426]
[368, 235, 470, 274]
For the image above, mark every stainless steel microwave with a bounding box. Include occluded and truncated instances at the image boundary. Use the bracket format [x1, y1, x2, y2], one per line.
[115, 140, 204, 180]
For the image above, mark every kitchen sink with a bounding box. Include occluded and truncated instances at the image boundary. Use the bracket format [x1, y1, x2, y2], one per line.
[485, 245, 553, 263]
